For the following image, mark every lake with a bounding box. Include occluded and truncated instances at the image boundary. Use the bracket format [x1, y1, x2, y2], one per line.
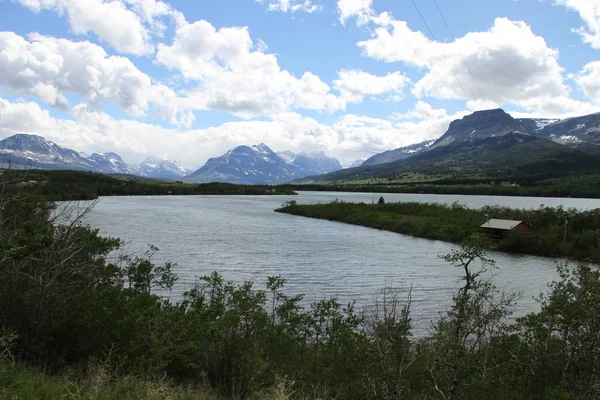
[83, 191, 600, 334]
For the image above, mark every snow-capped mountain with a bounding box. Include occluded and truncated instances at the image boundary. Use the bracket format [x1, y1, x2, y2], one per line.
[137, 157, 191, 180]
[361, 140, 435, 166]
[87, 152, 138, 175]
[291, 151, 342, 174]
[361, 109, 534, 169]
[361, 111, 599, 168]
[0, 133, 91, 169]
[184, 143, 303, 184]
[0, 134, 138, 174]
[185, 144, 341, 184]
[348, 159, 365, 168]
[533, 112, 600, 145]
[277, 150, 298, 164]
[516, 118, 561, 135]
[277, 150, 342, 174]
[0, 133, 194, 178]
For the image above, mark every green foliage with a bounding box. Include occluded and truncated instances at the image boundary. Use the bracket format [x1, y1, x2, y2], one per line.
[123, 245, 177, 295]
[276, 200, 600, 262]
[424, 238, 518, 399]
[0, 362, 219, 400]
[509, 263, 600, 399]
[282, 171, 600, 198]
[2, 168, 297, 201]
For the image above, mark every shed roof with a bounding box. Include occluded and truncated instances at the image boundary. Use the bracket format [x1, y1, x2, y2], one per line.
[480, 219, 524, 230]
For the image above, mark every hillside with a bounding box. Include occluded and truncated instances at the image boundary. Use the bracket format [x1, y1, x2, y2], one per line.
[299, 109, 600, 186]
[362, 140, 435, 166]
[304, 134, 597, 184]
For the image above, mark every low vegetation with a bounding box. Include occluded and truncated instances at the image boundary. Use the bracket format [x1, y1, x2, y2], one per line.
[2, 170, 600, 399]
[276, 199, 600, 262]
[2, 169, 296, 200]
[282, 171, 600, 198]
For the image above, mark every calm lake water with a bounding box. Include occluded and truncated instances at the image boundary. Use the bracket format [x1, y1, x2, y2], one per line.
[83, 192, 600, 334]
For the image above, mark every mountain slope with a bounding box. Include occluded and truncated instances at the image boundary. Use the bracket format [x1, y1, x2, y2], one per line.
[516, 118, 560, 135]
[534, 112, 600, 144]
[306, 133, 597, 184]
[362, 140, 435, 166]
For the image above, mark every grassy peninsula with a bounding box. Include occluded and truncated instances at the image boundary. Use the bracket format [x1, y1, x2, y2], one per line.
[3, 169, 296, 200]
[276, 199, 600, 262]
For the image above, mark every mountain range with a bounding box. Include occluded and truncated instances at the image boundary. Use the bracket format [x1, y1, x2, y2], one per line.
[0, 134, 191, 180]
[183, 144, 342, 184]
[2, 108, 599, 185]
[303, 108, 600, 184]
[0, 134, 343, 183]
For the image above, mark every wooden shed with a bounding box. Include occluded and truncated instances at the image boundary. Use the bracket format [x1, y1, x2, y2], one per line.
[480, 219, 532, 240]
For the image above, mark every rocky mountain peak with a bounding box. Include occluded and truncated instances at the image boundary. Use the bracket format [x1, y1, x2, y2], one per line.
[186, 143, 342, 184]
[429, 108, 526, 149]
[137, 157, 190, 179]
[446, 108, 521, 134]
[1, 133, 59, 154]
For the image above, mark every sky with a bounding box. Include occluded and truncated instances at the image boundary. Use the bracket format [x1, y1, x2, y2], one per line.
[0, 0, 599, 168]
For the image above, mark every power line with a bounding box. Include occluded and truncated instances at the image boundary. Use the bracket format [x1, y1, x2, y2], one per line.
[410, 0, 470, 100]
[431, 0, 485, 100]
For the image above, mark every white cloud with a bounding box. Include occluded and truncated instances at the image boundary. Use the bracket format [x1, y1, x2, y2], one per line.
[554, 0, 600, 48]
[509, 96, 598, 119]
[14, 0, 182, 55]
[350, 8, 579, 116]
[337, 0, 372, 25]
[156, 19, 346, 118]
[333, 69, 411, 102]
[575, 61, 600, 103]
[0, 32, 190, 126]
[257, 0, 322, 13]
[391, 101, 448, 120]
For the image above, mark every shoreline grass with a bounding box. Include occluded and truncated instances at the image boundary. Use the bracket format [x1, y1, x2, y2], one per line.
[276, 199, 600, 262]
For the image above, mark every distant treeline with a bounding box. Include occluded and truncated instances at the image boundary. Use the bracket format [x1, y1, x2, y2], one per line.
[280, 172, 600, 198]
[2, 169, 296, 200]
[276, 200, 600, 262]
